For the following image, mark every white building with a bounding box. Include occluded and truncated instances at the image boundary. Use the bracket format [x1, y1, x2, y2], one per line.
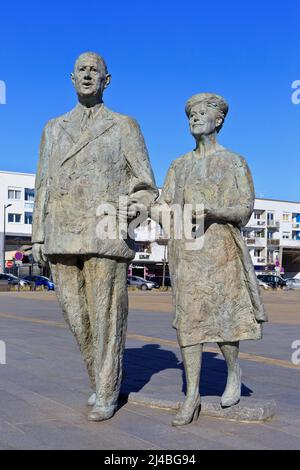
[242, 198, 300, 275]
[132, 196, 300, 277]
[1, 170, 300, 277]
[0, 171, 35, 272]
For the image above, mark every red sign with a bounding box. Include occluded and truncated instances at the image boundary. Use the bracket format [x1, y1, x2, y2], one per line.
[14, 251, 24, 261]
[6, 261, 13, 268]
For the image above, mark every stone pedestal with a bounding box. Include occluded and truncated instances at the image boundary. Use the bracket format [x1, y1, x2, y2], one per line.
[127, 393, 277, 423]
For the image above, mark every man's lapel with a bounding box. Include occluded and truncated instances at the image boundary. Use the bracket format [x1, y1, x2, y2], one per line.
[59, 105, 116, 167]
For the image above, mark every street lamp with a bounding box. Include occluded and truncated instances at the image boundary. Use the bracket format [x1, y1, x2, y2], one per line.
[2, 203, 12, 272]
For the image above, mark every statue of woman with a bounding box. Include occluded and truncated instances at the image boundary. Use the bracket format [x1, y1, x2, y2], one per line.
[156, 93, 267, 426]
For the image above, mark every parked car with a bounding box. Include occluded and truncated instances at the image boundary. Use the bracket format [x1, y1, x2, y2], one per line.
[21, 275, 55, 291]
[257, 279, 270, 290]
[127, 276, 158, 290]
[0, 273, 30, 287]
[256, 274, 287, 289]
[285, 278, 300, 290]
[147, 275, 172, 288]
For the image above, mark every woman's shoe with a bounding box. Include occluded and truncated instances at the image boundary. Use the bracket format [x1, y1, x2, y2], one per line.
[221, 364, 242, 407]
[172, 396, 201, 426]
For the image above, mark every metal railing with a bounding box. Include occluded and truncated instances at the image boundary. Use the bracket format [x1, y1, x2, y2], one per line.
[267, 239, 280, 246]
[246, 238, 265, 245]
[267, 220, 280, 228]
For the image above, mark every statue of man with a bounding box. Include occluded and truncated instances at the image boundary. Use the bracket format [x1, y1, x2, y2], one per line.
[156, 93, 268, 426]
[32, 52, 157, 421]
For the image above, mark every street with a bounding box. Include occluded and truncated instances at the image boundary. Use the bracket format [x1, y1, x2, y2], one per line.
[0, 290, 299, 449]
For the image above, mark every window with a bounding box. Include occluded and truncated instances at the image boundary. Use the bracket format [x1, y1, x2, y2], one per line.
[8, 213, 21, 223]
[25, 188, 35, 201]
[254, 212, 261, 220]
[255, 230, 265, 238]
[282, 232, 290, 240]
[254, 249, 262, 257]
[283, 213, 290, 222]
[8, 189, 21, 200]
[24, 212, 33, 225]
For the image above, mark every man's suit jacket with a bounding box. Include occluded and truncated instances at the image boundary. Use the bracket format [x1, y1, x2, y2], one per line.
[32, 104, 158, 260]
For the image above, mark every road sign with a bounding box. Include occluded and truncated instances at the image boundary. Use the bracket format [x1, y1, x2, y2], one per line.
[6, 261, 13, 268]
[14, 251, 24, 261]
[15, 260, 23, 266]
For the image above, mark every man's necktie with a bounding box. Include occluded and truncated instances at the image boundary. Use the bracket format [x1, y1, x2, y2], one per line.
[80, 108, 93, 134]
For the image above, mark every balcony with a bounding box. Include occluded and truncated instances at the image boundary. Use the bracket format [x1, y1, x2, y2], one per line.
[24, 202, 34, 211]
[281, 239, 300, 248]
[267, 220, 280, 228]
[245, 238, 266, 246]
[267, 239, 280, 246]
[248, 219, 266, 227]
[292, 223, 300, 230]
[136, 253, 150, 260]
[267, 259, 275, 265]
[253, 257, 266, 265]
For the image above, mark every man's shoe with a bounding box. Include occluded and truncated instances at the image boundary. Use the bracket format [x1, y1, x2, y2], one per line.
[88, 369, 126, 407]
[88, 404, 116, 422]
[87, 393, 96, 406]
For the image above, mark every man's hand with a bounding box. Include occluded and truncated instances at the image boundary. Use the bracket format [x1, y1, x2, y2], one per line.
[117, 203, 147, 221]
[32, 243, 47, 267]
[192, 207, 208, 223]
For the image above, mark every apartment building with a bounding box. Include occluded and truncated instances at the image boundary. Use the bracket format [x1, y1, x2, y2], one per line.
[242, 198, 300, 275]
[0, 171, 35, 272]
[1, 170, 299, 277]
[132, 197, 300, 277]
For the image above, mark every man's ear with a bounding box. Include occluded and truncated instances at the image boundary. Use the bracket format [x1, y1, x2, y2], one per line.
[216, 117, 223, 128]
[71, 72, 75, 86]
[104, 74, 111, 89]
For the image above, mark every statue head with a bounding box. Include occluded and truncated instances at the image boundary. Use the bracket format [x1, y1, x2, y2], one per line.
[71, 52, 111, 106]
[185, 93, 228, 139]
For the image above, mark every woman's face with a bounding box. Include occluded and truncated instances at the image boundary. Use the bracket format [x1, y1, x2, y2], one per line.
[189, 103, 221, 139]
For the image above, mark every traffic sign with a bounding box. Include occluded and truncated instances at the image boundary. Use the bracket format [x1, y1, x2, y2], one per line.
[6, 261, 13, 268]
[15, 260, 23, 266]
[14, 251, 24, 261]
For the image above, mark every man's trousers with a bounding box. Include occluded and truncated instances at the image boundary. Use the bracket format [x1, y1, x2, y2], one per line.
[49, 255, 128, 409]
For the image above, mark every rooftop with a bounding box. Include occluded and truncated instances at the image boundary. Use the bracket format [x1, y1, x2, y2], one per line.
[0, 170, 35, 177]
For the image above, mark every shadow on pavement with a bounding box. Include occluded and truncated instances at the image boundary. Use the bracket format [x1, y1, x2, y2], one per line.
[120, 344, 253, 406]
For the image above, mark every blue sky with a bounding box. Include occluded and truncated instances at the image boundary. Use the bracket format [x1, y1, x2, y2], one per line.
[0, 1, 299, 200]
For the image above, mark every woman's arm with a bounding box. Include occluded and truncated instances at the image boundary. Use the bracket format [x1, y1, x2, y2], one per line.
[206, 155, 255, 227]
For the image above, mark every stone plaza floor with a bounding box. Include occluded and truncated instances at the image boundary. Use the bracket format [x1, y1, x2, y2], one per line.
[0, 289, 299, 450]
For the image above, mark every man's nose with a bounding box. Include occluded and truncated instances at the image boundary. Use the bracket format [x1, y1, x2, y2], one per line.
[84, 68, 92, 79]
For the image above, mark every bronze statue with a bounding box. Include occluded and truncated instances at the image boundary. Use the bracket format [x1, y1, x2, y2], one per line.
[156, 93, 267, 426]
[32, 52, 157, 421]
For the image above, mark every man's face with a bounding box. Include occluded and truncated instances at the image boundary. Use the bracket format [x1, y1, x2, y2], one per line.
[189, 103, 221, 138]
[72, 55, 107, 99]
